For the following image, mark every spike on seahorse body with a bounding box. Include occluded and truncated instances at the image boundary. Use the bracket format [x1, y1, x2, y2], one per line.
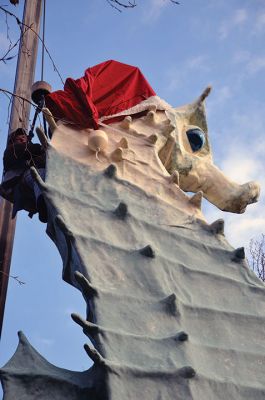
[146, 110, 157, 124]
[139, 245, 156, 258]
[175, 331, 189, 342]
[42, 107, 57, 133]
[163, 293, 179, 317]
[121, 116, 132, 130]
[232, 247, 245, 262]
[84, 343, 106, 366]
[117, 137, 129, 149]
[71, 313, 99, 336]
[209, 219, 225, 235]
[104, 164, 117, 178]
[74, 271, 98, 299]
[178, 366, 196, 379]
[189, 191, 203, 208]
[147, 133, 158, 144]
[114, 202, 128, 219]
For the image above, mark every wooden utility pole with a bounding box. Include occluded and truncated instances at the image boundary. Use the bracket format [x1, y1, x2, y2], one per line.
[0, 0, 42, 338]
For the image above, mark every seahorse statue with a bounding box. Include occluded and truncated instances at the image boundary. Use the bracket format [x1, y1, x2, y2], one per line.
[1, 65, 264, 400]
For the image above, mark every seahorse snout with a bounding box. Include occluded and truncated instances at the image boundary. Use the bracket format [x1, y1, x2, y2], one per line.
[221, 180, 260, 214]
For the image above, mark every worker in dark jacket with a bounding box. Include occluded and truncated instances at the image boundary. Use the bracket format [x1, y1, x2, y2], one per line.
[1, 128, 47, 222]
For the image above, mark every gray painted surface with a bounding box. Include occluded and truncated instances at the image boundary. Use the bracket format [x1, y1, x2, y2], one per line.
[1, 144, 265, 399]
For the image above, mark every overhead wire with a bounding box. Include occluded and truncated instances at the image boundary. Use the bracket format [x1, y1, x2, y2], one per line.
[29, 0, 47, 139]
[0, 5, 64, 86]
[0, 87, 154, 131]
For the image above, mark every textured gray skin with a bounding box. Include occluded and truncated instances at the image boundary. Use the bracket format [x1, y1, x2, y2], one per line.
[1, 141, 265, 398]
[1, 332, 97, 399]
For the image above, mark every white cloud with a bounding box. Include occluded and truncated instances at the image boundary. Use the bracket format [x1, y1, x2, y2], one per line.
[219, 85, 232, 99]
[215, 86, 232, 103]
[234, 8, 248, 25]
[221, 151, 264, 185]
[39, 338, 54, 346]
[247, 56, 265, 74]
[253, 11, 265, 34]
[218, 24, 228, 40]
[219, 8, 248, 39]
[166, 55, 209, 92]
[204, 104, 265, 250]
[34, 336, 54, 347]
[166, 73, 181, 92]
[232, 50, 251, 64]
[142, 0, 169, 23]
[204, 203, 265, 250]
[206, 86, 233, 118]
[219, 109, 265, 185]
[186, 55, 209, 70]
[231, 50, 265, 76]
[232, 214, 262, 249]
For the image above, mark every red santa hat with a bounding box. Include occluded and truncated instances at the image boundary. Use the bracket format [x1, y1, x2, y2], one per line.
[45, 60, 171, 130]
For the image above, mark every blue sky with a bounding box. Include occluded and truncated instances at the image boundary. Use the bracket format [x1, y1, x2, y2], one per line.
[0, 0, 264, 388]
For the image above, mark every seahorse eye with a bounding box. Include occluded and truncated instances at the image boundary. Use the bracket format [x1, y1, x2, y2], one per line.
[186, 128, 205, 152]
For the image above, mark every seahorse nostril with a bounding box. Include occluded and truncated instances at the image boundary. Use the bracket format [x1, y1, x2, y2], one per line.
[251, 194, 259, 204]
[245, 181, 260, 204]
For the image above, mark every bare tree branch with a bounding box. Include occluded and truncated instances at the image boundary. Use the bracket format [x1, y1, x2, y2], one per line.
[0, 26, 30, 63]
[0, 270, 25, 285]
[248, 234, 265, 282]
[10, 0, 180, 8]
[106, 0, 179, 12]
[107, 0, 136, 11]
[0, 6, 64, 84]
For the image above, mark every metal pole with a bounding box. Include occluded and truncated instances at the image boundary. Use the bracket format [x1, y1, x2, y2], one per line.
[0, 0, 42, 338]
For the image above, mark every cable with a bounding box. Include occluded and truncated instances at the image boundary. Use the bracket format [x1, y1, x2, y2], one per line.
[28, 0, 47, 139]
[0, 6, 64, 86]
